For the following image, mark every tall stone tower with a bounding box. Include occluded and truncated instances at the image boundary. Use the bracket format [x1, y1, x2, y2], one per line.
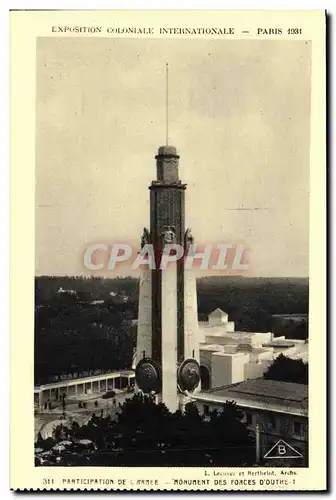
[135, 145, 200, 412]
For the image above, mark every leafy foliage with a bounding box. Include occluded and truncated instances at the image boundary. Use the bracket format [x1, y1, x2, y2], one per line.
[35, 394, 255, 466]
[35, 276, 137, 384]
[197, 276, 308, 336]
[263, 354, 308, 384]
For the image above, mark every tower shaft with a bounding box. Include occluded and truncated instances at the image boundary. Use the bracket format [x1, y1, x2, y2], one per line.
[135, 145, 200, 411]
[149, 146, 186, 364]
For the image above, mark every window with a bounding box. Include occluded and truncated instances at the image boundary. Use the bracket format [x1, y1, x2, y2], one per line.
[267, 415, 277, 431]
[203, 405, 210, 416]
[293, 421, 303, 436]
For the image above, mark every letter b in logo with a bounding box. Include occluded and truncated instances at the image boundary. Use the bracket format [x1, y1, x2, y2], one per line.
[264, 439, 303, 460]
[278, 444, 286, 455]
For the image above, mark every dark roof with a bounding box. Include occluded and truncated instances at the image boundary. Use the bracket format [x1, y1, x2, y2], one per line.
[200, 379, 308, 414]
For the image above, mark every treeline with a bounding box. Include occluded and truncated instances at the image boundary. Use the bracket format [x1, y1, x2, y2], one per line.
[35, 275, 138, 305]
[36, 275, 309, 328]
[197, 276, 308, 336]
[35, 277, 138, 384]
[34, 275, 309, 384]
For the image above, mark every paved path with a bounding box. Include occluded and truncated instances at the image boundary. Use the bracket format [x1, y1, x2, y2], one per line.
[35, 392, 134, 441]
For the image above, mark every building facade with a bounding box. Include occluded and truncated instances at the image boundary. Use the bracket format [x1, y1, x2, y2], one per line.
[34, 370, 135, 408]
[192, 378, 308, 465]
[198, 309, 308, 390]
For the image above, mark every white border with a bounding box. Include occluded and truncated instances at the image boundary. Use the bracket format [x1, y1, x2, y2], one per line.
[4, 3, 332, 498]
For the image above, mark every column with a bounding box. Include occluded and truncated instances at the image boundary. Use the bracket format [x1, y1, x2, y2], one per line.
[184, 267, 200, 362]
[136, 267, 152, 364]
[161, 262, 178, 412]
[184, 267, 201, 393]
[39, 390, 43, 410]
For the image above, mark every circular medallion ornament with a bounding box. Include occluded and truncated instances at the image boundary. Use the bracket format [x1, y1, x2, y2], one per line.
[135, 358, 162, 394]
[177, 358, 201, 393]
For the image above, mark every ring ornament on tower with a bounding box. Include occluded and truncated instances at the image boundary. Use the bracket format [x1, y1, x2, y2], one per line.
[177, 358, 201, 393]
[135, 358, 162, 394]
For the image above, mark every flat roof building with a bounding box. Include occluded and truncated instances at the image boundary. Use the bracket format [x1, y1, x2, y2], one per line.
[192, 379, 308, 465]
[198, 310, 308, 390]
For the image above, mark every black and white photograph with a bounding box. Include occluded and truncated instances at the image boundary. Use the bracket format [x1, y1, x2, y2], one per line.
[9, 9, 326, 492]
[34, 36, 310, 469]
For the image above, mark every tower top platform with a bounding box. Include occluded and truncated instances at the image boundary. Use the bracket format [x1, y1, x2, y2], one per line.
[156, 145, 179, 158]
[154, 145, 180, 182]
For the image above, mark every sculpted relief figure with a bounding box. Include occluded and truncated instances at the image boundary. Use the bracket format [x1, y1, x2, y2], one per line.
[140, 227, 150, 248]
[162, 225, 176, 244]
[185, 228, 194, 246]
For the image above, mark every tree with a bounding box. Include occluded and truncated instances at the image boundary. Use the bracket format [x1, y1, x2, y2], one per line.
[34, 276, 137, 385]
[263, 354, 308, 384]
[36, 394, 255, 467]
[208, 401, 255, 465]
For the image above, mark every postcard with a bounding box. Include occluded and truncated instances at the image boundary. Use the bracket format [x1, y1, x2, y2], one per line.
[10, 9, 326, 491]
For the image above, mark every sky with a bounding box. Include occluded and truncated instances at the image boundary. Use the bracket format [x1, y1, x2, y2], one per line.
[35, 37, 311, 277]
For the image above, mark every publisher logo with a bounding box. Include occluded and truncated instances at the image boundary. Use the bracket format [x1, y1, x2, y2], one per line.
[264, 439, 303, 459]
